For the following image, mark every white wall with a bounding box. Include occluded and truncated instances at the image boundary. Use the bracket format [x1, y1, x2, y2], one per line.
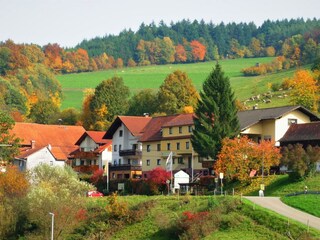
[79, 136, 98, 151]
[26, 147, 64, 170]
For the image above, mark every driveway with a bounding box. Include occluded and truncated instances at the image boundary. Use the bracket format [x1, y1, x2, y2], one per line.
[244, 196, 320, 231]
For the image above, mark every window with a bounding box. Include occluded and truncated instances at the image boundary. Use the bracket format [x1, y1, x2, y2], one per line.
[119, 145, 122, 151]
[147, 144, 151, 152]
[147, 159, 150, 166]
[179, 126, 182, 133]
[80, 159, 84, 165]
[119, 159, 122, 165]
[264, 135, 271, 141]
[176, 142, 180, 150]
[128, 159, 131, 165]
[288, 118, 297, 125]
[188, 126, 192, 133]
[178, 157, 183, 164]
[172, 158, 175, 164]
[157, 144, 161, 151]
[114, 145, 117, 152]
[119, 130, 123, 137]
[186, 141, 190, 149]
[157, 159, 161, 165]
[49, 161, 53, 166]
[167, 143, 171, 150]
[169, 127, 173, 134]
[113, 160, 117, 165]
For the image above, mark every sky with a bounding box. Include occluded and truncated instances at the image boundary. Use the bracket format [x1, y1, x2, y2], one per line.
[1, 0, 319, 48]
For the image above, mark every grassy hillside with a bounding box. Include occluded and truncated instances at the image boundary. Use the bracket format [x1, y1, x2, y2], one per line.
[57, 57, 299, 110]
[70, 195, 320, 239]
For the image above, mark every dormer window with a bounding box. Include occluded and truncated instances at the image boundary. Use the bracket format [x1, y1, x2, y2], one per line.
[288, 119, 297, 125]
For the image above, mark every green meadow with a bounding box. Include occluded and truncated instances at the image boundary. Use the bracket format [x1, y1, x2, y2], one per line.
[57, 57, 297, 110]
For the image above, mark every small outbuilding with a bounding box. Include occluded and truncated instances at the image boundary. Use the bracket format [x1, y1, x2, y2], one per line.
[174, 170, 189, 190]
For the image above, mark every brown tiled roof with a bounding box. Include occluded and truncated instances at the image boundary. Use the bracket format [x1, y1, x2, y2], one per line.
[139, 115, 177, 142]
[280, 122, 320, 142]
[104, 116, 152, 139]
[10, 123, 85, 160]
[75, 131, 112, 145]
[237, 105, 320, 131]
[139, 114, 194, 142]
[162, 113, 194, 127]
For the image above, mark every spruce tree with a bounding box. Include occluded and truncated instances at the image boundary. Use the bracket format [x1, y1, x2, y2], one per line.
[191, 63, 239, 159]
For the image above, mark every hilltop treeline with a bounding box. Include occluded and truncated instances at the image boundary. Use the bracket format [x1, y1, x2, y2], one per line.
[76, 18, 320, 66]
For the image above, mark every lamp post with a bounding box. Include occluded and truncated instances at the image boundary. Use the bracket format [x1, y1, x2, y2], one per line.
[219, 172, 224, 195]
[49, 212, 54, 240]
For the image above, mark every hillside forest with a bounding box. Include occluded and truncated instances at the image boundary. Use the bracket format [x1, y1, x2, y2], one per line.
[1, 18, 320, 129]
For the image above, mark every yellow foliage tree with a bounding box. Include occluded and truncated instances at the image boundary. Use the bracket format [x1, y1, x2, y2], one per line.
[288, 69, 319, 112]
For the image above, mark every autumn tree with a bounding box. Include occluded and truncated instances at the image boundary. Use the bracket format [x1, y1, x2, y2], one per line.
[127, 89, 158, 116]
[191, 63, 239, 159]
[27, 165, 91, 239]
[190, 40, 206, 61]
[148, 167, 171, 194]
[28, 100, 60, 124]
[157, 70, 199, 115]
[0, 166, 29, 239]
[43, 43, 63, 73]
[0, 111, 20, 162]
[175, 44, 187, 63]
[281, 144, 320, 179]
[288, 69, 319, 111]
[90, 76, 130, 130]
[215, 136, 281, 182]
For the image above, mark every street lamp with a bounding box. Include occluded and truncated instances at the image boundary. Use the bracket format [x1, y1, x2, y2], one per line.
[49, 212, 54, 240]
[219, 172, 224, 195]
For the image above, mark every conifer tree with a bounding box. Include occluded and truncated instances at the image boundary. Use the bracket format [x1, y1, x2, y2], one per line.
[191, 63, 239, 159]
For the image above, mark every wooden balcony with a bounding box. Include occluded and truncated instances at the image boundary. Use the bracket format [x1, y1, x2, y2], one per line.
[73, 151, 97, 159]
[119, 149, 142, 157]
[110, 164, 142, 172]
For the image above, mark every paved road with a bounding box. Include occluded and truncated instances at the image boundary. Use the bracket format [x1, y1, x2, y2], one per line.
[245, 196, 320, 231]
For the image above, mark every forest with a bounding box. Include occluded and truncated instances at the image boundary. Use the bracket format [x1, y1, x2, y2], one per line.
[1, 18, 320, 128]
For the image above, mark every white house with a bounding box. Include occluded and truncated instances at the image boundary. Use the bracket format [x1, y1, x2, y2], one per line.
[103, 116, 152, 179]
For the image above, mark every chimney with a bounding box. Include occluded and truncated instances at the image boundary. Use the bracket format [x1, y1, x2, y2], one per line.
[31, 140, 36, 149]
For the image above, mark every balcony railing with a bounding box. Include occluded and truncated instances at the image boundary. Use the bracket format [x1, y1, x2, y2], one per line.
[73, 165, 99, 173]
[73, 151, 97, 159]
[110, 164, 142, 171]
[119, 149, 142, 157]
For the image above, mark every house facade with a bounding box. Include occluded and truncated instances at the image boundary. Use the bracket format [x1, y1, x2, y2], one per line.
[139, 114, 207, 178]
[238, 106, 320, 145]
[103, 116, 152, 179]
[73, 131, 112, 173]
[279, 122, 320, 172]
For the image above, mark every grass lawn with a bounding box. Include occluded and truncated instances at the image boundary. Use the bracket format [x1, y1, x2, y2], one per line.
[281, 194, 320, 218]
[57, 57, 299, 110]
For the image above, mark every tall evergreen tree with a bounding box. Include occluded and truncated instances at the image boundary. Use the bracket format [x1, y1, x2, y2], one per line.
[191, 63, 239, 160]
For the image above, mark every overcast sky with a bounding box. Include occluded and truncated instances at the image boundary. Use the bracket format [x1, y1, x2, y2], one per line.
[1, 0, 319, 47]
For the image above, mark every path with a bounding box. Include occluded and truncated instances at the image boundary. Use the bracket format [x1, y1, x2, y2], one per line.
[244, 196, 320, 231]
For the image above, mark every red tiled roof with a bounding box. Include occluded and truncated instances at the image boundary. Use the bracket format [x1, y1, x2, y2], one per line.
[280, 122, 320, 142]
[162, 113, 194, 127]
[139, 115, 177, 142]
[10, 123, 86, 160]
[104, 116, 152, 139]
[75, 131, 112, 145]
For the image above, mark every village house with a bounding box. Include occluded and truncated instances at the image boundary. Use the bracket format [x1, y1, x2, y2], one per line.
[73, 131, 112, 173]
[139, 113, 207, 179]
[103, 115, 152, 179]
[10, 122, 85, 171]
[279, 121, 320, 172]
[237, 105, 320, 145]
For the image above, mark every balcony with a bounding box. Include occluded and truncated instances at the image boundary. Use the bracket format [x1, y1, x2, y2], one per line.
[73, 151, 97, 159]
[110, 164, 142, 171]
[73, 165, 99, 173]
[119, 149, 142, 157]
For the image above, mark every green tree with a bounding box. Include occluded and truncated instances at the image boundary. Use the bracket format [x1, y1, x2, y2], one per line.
[54, 108, 80, 125]
[127, 89, 158, 116]
[28, 100, 60, 124]
[90, 76, 130, 129]
[157, 70, 199, 114]
[27, 165, 91, 239]
[0, 111, 20, 162]
[191, 63, 239, 159]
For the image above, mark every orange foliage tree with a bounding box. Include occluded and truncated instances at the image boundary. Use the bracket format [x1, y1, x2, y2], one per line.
[215, 136, 281, 182]
[190, 40, 206, 61]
